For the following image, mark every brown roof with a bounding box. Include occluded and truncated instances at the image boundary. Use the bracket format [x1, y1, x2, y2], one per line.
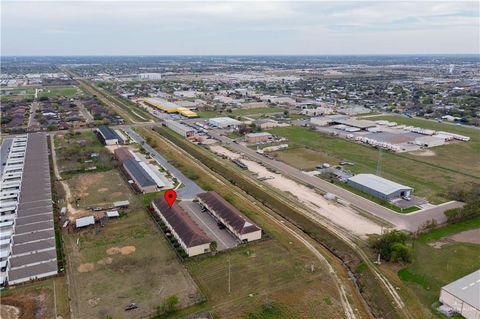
[114, 147, 134, 163]
[152, 197, 211, 248]
[197, 192, 261, 235]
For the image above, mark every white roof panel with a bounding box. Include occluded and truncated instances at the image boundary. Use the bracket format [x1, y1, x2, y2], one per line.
[347, 174, 412, 195]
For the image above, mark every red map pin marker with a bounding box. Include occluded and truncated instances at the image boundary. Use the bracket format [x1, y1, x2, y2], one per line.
[164, 189, 177, 208]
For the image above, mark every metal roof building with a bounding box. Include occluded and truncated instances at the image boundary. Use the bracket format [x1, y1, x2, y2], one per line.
[75, 216, 95, 228]
[208, 117, 242, 128]
[96, 125, 119, 145]
[3, 133, 58, 286]
[197, 192, 262, 242]
[440, 270, 480, 319]
[152, 197, 211, 257]
[122, 159, 157, 193]
[346, 174, 413, 201]
[165, 120, 196, 138]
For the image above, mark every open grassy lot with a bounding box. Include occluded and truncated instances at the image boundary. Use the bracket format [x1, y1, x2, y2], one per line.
[38, 86, 81, 97]
[66, 170, 139, 210]
[230, 107, 285, 117]
[54, 131, 114, 178]
[136, 128, 348, 318]
[187, 241, 343, 319]
[64, 206, 201, 319]
[393, 217, 480, 316]
[0, 277, 69, 319]
[268, 126, 479, 203]
[271, 147, 340, 170]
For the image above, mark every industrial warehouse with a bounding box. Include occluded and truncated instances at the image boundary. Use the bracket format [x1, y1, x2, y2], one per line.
[346, 174, 413, 201]
[208, 117, 242, 128]
[0, 133, 57, 286]
[152, 197, 211, 257]
[439, 270, 480, 319]
[310, 115, 471, 152]
[164, 119, 197, 138]
[143, 98, 199, 118]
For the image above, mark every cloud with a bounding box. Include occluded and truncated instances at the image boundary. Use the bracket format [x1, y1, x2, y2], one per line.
[1, 1, 479, 55]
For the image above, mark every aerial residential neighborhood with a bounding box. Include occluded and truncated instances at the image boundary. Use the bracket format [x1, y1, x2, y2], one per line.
[0, 1, 479, 319]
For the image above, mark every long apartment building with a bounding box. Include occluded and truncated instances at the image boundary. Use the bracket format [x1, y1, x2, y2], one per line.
[0, 133, 57, 287]
[197, 191, 262, 242]
[152, 197, 211, 257]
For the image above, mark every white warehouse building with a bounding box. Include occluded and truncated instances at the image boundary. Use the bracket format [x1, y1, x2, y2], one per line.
[439, 270, 480, 319]
[346, 174, 413, 201]
[208, 117, 242, 128]
[165, 120, 196, 138]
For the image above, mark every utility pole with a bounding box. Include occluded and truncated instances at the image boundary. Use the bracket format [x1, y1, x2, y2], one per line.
[376, 148, 383, 176]
[228, 256, 231, 294]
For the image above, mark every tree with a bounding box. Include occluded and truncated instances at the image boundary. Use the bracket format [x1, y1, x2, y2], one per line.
[369, 230, 411, 263]
[209, 241, 218, 254]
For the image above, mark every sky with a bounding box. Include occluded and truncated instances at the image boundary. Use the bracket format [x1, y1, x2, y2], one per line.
[1, 1, 479, 56]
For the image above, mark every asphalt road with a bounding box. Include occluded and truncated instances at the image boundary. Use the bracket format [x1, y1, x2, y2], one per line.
[124, 128, 204, 200]
[208, 130, 464, 231]
[180, 201, 238, 250]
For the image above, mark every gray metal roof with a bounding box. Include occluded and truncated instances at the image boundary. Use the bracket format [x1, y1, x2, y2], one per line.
[347, 174, 412, 195]
[97, 125, 118, 141]
[8, 133, 57, 283]
[75, 216, 95, 228]
[123, 159, 156, 188]
[442, 269, 480, 310]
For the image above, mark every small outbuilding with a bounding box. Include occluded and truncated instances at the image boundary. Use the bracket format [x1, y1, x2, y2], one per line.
[75, 216, 95, 228]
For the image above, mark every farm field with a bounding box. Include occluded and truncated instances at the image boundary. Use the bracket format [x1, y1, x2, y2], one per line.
[54, 131, 114, 178]
[0, 277, 69, 319]
[392, 217, 480, 316]
[63, 206, 201, 319]
[268, 126, 480, 203]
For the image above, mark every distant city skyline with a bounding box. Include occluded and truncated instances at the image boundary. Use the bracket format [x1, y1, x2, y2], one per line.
[2, 1, 479, 56]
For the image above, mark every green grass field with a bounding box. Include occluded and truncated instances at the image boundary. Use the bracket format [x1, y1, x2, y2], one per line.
[268, 126, 479, 203]
[38, 86, 81, 97]
[395, 217, 480, 315]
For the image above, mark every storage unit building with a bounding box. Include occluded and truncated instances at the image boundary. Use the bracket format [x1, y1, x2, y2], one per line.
[197, 191, 262, 242]
[346, 174, 413, 201]
[439, 270, 480, 319]
[152, 198, 211, 257]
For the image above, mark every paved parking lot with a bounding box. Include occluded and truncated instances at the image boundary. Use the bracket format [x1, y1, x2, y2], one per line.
[180, 201, 238, 251]
[392, 196, 428, 209]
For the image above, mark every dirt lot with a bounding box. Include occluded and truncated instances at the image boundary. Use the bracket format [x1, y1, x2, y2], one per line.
[449, 228, 480, 244]
[64, 170, 140, 214]
[64, 207, 201, 319]
[0, 278, 69, 319]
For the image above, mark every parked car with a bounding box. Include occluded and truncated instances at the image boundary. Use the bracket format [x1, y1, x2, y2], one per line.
[124, 303, 138, 311]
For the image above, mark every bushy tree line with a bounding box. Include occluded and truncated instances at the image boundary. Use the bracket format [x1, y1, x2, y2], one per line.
[445, 184, 480, 224]
[369, 231, 412, 263]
